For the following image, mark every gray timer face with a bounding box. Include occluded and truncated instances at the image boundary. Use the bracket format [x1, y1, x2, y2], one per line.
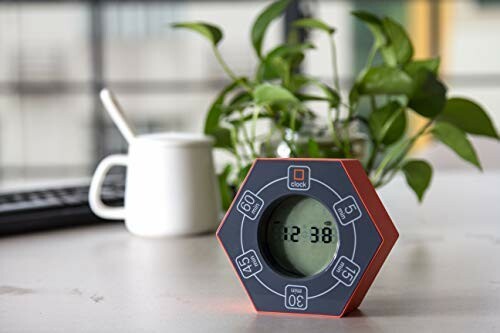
[260, 195, 340, 278]
[217, 159, 398, 317]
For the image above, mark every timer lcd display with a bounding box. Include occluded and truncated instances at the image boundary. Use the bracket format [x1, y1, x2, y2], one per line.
[260, 195, 339, 278]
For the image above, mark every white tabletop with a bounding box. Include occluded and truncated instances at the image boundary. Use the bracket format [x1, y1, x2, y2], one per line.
[1, 171, 499, 332]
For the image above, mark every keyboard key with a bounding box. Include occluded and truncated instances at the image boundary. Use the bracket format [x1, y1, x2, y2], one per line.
[0, 201, 47, 214]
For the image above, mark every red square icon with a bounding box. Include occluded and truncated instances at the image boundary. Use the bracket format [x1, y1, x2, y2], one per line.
[287, 165, 311, 191]
[293, 169, 305, 181]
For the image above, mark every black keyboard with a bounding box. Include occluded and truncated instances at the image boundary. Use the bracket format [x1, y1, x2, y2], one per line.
[0, 177, 124, 236]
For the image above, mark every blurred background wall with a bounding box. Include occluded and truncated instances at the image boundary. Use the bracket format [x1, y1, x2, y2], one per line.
[0, 0, 498, 184]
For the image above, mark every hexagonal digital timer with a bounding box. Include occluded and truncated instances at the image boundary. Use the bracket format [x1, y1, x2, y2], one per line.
[216, 158, 399, 317]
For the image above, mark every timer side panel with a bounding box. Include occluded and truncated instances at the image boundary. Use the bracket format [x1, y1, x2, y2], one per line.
[216, 160, 260, 312]
[340, 160, 399, 315]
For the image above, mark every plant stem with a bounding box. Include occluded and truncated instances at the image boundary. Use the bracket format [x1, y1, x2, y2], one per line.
[264, 125, 275, 157]
[372, 119, 434, 183]
[367, 100, 406, 175]
[284, 63, 291, 89]
[281, 128, 298, 157]
[238, 111, 257, 158]
[251, 107, 260, 144]
[289, 107, 300, 155]
[365, 43, 378, 69]
[290, 107, 297, 132]
[326, 107, 343, 150]
[341, 127, 352, 158]
[371, 140, 406, 183]
[348, 43, 378, 120]
[340, 42, 378, 159]
[230, 127, 242, 168]
[379, 107, 404, 141]
[212, 46, 252, 91]
[329, 36, 341, 93]
[374, 165, 401, 188]
[369, 95, 377, 112]
[365, 96, 379, 173]
[366, 142, 379, 174]
[328, 36, 344, 126]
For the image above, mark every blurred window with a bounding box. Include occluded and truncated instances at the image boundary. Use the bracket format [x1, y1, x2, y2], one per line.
[0, 0, 498, 185]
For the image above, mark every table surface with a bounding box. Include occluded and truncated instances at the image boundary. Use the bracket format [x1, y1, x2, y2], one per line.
[1, 171, 499, 333]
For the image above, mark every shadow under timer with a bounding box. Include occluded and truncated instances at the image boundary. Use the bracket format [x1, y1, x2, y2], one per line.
[217, 158, 398, 317]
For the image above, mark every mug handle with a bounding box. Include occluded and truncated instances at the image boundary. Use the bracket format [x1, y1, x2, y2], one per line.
[89, 154, 127, 220]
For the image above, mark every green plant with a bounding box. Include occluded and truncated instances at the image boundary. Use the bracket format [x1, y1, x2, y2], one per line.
[172, 0, 499, 209]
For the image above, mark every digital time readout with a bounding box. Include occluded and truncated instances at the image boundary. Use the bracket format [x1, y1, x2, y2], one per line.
[260, 195, 340, 278]
[270, 223, 337, 244]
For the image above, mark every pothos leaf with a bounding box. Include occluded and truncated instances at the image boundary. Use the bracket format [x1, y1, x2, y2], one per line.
[351, 11, 387, 47]
[380, 17, 413, 66]
[405, 58, 440, 76]
[359, 66, 413, 95]
[204, 82, 239, 134]
[312, 81, 340, 108]
[439, 97, 499, 139]
[204, 82, 241, 150]
[171, 22, 223, 46]
[307, 138, 322, 157]
[257, 43, 315, 82]
[237, 163, 253, 185]
[402, 159, 433, 202]
[265, 42, 315, 59]
[292, 18, 335, 34]
[211, 127, 233, 150]
[408, 69, 447, 118]
[294, 78, 340, 108]
[431, 122, 482, 169]
[369, 101, 406, 145]
[253, 83, 298, 106]
[256, 57, 288, 81]
[228, 91, 253, 111]
[251, 0, 290, 58]
[349, 83, 360, 107]
[288, 74, 313, 93]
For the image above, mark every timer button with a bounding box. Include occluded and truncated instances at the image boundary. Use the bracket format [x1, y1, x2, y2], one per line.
[333, 195, 362, 226]
[235, 249, 263, 279]
[332, 256, 360, 287]
[236, 190, 264, 221]
[284, 285, 308, 310]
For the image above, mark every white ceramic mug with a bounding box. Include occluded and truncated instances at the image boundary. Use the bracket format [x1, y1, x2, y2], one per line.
[89, 132, 220, 237]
